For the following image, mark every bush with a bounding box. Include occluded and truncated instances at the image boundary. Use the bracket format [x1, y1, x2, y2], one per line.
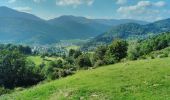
[0, 50, 43, 89]
[0, 87, 11, 95]
[94, 60, 105, 67]
[93, 45, 107, 61]
[127, 41, 140, 60]
[68, 49, 82, 59]
[105, 39, 128, 63]
[157, 54, 168, 58]
[45, 59, 76, 80]
[76, 54, 92, 69]
[103, 51, 116, 64]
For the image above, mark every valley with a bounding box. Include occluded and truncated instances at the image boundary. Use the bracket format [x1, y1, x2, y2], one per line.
[0, 1, 170, 99]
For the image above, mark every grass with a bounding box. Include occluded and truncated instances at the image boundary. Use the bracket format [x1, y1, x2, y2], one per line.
[27, 56, 61, 67]
[1, 58, 170, 100]
[27, 56, 43, 66]
[65, 45, 80, 51]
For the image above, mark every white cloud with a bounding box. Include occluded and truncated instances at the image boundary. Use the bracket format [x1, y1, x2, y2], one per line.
[117, 1, 152, 14]
[116, 0, 127, 5]
[116, 1, 167, 21]
[8, 0, 17, 3]
[8, 0, 46, 4]
[33, 0, 46, 3]
[154, 1, 166, 7]
[56, 0, 94, 7]
[14, 7, 32, 13]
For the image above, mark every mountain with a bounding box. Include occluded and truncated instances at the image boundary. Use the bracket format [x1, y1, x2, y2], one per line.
[48, 15, 112, 39]
[0, 6, 60, 44]
[0, 6, 42, 21]
[0, 6, 148, 44]
[82, 18, 170, 50]
[93, 19, 148, 26]
[48, 15, 148, 38]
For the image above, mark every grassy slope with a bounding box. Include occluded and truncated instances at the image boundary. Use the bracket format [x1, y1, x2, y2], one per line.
[27, 56, 61, 67]
[1, 58, 170, 100]
[27, 56, 43, 66]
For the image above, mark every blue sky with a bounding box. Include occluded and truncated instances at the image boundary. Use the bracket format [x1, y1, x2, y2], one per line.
[1, 0, 170, 21]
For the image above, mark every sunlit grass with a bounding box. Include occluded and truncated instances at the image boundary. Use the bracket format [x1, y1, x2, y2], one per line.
[1, 58, 170, 100]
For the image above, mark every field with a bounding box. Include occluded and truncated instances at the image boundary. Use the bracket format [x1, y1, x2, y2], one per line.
[27, 56, 62, 67]
[1, 58, 170, 100]
[27, 56, 44, 66]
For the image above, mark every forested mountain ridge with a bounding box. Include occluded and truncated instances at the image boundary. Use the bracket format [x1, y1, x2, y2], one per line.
[0, 6, 148, 44]
[82, 18, 170, 50]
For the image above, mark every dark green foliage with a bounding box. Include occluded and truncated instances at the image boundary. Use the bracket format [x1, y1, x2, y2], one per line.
[128, 32, 170, 59]
[65, 57, 75, 65]
[103, 51, 116, 64]
[107, 39, 128, 62]
[69, 49, 82, 59]
[94, 60, 105, 67]
[73, 50, 82, 59]
[18, 45, 32, 55]
[76, 54, 92, 69]
[93, 39, 128, 66]
[0, 50, 43, 89]
[69, 49, 76, 57]
[0, 44, 32, 55]
[148, 47, 170, 59]
[45, 59, 75, 80]
[0, 87, 11, 95]
[93, 45, 107, 61]
[127, 41, 141, 60]
[82, 19, 170, 51]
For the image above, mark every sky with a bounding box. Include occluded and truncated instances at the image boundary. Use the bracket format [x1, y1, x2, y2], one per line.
[0, 0, 170, 21]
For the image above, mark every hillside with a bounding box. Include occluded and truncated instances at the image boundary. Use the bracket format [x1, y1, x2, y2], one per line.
[1, 57, 170, 100]
[0, 6, 148, 44]
[93, 19, 148, 26]
[83, 19, 170, 50]
[48, 15, 111, 38]
[0, 6, 61, 44]
[48, 15, 148, 39]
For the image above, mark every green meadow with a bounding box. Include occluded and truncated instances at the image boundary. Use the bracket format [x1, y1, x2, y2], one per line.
[1, 57, 170, 100]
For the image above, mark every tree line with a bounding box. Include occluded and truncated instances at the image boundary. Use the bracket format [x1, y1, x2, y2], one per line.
[0, 32, 170, 94]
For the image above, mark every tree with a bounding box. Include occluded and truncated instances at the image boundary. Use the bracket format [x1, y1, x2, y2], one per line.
[106, 39, 128, 62]
[93, 45, 108, 66]
[94, 45, 107, 61]
[69, 49, 75, 57]
[76, 54, 92, 69]
[104, 51, 116, 64]
[127, 41, 141, 60]
[18, 45, 32, 55]
[68, 49, 82, 59]
[0, 50, 43, 89]
[73, 50, 82, 59]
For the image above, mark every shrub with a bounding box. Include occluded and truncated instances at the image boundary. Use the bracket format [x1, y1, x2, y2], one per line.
[107, 39, 128, 62]
[0, 50, 43, 89]
[0, 87, 11, 95]
[157, 54, 168, 58]
[76, 54, 92, 69]
[94, 60, 105, 67]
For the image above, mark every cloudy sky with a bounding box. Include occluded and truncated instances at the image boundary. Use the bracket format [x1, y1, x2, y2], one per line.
[0, 0, 169, 21]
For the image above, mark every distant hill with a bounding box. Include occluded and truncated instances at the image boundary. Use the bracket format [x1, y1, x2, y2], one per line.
[82, 18, 170, 50]
[0, 6, 60, 44]
[0, 6, 148, 44]
[0, 6, 42, 21]
[48, 15, 111, 39]
[93, 19, 148, 26]
[48, 15, 148, 39]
